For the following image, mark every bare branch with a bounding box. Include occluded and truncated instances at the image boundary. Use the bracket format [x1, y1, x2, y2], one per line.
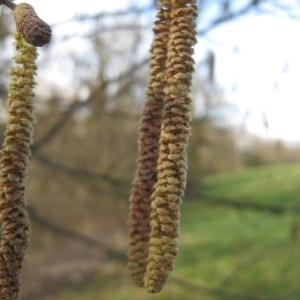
[50, 5, 153, 28]
[0, 0, 16, 11]
[32, 58, 148, 151]
[31, 152, 130, 189]
[197, 0, 262, 36]
[186, 190, 300, 214]
[52, 1, 265, 43]
[27, 205, 127, 261]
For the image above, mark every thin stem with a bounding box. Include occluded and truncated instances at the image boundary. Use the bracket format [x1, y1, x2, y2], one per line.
[0, 0, 16, 11]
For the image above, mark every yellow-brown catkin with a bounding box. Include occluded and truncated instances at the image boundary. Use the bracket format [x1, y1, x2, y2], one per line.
[144, 0, 198, 293]
[14, 3, 52, 47]
[0, 32, 37, 300]
[128, 0, 172, 287]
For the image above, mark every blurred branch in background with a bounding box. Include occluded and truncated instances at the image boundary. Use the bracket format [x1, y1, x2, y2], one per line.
[197, 0, 261, 36]
[27, 205, 127, 262]
[187, 191, 300, 215]
[31, 152, 130, 195]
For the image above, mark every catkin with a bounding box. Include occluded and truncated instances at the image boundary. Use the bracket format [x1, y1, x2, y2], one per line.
[14, 3, 51, 47]
[144, 0, 198, 293]
[0, 32, 37, 300]
[128, 0, 172, 287]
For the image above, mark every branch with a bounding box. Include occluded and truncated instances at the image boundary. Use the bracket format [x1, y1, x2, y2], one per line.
[0, 0, 264, 40]
[32, 58, 148, 151]
[197, 0, 262, 36]
[31, 152, 130, 189]
[31, 101, 83, 151]
[27, 205, 127, 261]
[31, 150, 300, 216]
[51, 1, 263, 42]
[50, 5, 154, 28]
[187, 190, 300, 214]
[0, 0, 16, 11]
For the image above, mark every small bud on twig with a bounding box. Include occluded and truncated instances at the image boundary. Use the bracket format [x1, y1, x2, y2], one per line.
[14, 2, 52, 47]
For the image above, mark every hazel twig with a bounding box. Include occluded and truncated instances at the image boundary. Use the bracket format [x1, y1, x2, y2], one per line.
[0, 0, 16, 11]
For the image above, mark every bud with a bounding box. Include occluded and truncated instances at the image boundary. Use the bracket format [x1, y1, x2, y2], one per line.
[14, 3, 51, 47]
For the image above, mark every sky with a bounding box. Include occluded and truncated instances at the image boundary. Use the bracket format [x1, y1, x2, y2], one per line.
[28, 0, 132, 23]
[205, 13, 300, 143]
[6, 0, 300, 143]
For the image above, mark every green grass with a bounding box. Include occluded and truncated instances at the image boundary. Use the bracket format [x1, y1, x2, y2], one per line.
[51, 163, 300, 299]
[202, 162, 300, 206]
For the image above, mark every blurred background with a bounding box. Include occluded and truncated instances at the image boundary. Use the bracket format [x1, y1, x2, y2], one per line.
[1, 0, 300, 299]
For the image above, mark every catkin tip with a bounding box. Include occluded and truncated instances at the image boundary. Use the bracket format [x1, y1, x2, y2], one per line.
[14, 2, 52, 47]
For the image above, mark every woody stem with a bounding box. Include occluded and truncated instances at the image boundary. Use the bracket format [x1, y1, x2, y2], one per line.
[0, 0, 16, 11]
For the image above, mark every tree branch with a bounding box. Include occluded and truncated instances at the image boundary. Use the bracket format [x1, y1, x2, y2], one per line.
[32, 101, 83, 151]
[27, 205, 127, 261]
[50, 5, 153, 28]
[186, 190, 300, 214]
[31, 152, 130, 189]
[0, 0, 16, 11]
[32, 58, 148, 151]
[197, 0, 262, 36]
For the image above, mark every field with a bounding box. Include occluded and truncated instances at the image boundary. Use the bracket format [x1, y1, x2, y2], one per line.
[30, 163, 300, 300]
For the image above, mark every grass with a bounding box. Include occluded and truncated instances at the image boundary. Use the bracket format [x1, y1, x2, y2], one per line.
[201, 163, 300, 206]
[46, 163, 300, 299]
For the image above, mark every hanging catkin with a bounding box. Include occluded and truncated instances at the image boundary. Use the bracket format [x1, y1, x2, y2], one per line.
[129, 0, 198, 293]
[0, 32, 37, 300]
[128, 0, 172, 287]
[144, 0, 198, 293]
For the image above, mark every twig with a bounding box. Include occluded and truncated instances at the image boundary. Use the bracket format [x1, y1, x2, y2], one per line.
[32, 58, 148, 151]
[0, 0, 16, 11]
[187, 191, 300, 214]
[27, 205, 127, 261]
[31, 152, 130, 188]
[31, 101, 84, 151]
[49, 5, 153, 28]
[197, 0, 262, 36]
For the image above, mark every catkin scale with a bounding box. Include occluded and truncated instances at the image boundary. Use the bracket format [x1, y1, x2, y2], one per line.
[14, 3, 51, 47]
